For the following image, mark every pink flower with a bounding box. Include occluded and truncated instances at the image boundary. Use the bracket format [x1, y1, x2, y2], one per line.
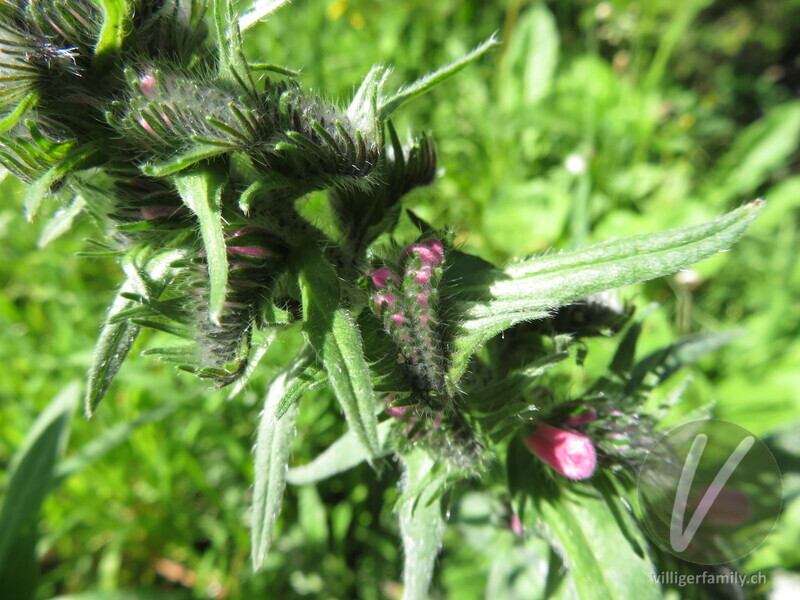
[523, 422, 597, 480]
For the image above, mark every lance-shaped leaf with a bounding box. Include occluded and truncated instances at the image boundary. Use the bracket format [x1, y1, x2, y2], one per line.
[533, 484, 660, 600]
[448, 201, 764, 382]
[397, 450, 447, 600]
[86, 249, 185, 416]
[287, 420, 395, 486]
[298, 245, 381, 458]
[24, 145, 100, 221]
[347, 65, 388, 144]
[0, 383, 78, 600]
[379, 35, 499, 121]
[240, 0, 292, 31]
[37, 194, 87, 248]
[212, 0, 256, 93]
[173, 166, 227, 325]
[251, 353, 312, 570]
[92, 0, 130, 69]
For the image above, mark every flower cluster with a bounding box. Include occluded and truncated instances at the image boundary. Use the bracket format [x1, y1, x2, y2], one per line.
[369, 239, 452, 410]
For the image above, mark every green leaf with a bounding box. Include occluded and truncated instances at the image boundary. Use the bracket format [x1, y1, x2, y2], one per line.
[141, 144, 231, 177]
[251, 355, 308, 571]
[240, 0, 292, 31]
[92, 0, 130, 69]
[500, 2, 559, 107]
[173, 167, 228, 325]
[48, 591, 189, 600]
[347, 66, 388, 143]
[298, 245, 381, 459]
[287, 420, 395, 485]
[379, 35, 499, 120]
[37, 195, 87, 248]
[0, 383, 78, 600]
[448, 201, 763, 383]
[626, 328, 743, 394]
[397, 450, 447, 600]
[705, 101, 800, 206]
[86, 250, 185, 416]
[534, 485, 659, 600]
[0, 92, 37, 134]
[212, 0, 256, 92]
[24, 146, 99, 221]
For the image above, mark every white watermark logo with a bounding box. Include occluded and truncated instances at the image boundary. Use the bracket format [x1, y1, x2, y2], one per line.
[670, 433, 754, 552]
[637, 420, 781, 565]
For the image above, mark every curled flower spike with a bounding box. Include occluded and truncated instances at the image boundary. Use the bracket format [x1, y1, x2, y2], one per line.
[523, 422, 597, 480]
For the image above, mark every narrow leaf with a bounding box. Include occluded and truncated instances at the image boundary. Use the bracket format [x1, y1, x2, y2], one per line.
[287, 420, 395, 485]
[141, 144, 230, 177]
[213, 0, 256, 92]
[0, 92, 37, 134]
[92, 0, 130, 68]
[379, 35, 499, 120]
[240, 0, 292, 31]
[37, 195, 87, 248]
[24, 146, 99, 221]
[449, 201, 763, 382]
[86, 250, 185, 416]
[534, 486, 659, 600]
[347, 66, 388, 142]
[298, 245, 381, 458]
[251, 355, 308, 570]
[173, 167, 227, 325]
[0, 383, 78, 599]
[398, 450, 447, 600]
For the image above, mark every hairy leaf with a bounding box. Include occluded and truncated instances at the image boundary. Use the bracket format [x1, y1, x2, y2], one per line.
[251, 355, 309, 570]
[398, 450, 447, 600]
[86, 250, 185, 416]
[534, 485, 659, 600]
[287, 420, 395, 485]
[379, 35, 499, 120]
[173, 166, 228, 324]
[448, 201, 763, 382]
[298, 245, 381, 458]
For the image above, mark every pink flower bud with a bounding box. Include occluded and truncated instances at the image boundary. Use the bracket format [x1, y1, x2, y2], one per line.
[139, 72, 159, 98]
[509, 512, 524, 537]
[404, 239, 444, 268]
[563, 407, 598, 427]
[373, 292, 396, 309]
[523, 422, 597, 480]
[385, 398, 411, 419]
[369, 267, 399, 290]
[226, 246, 272, 258]
[410, 267, 432, 285]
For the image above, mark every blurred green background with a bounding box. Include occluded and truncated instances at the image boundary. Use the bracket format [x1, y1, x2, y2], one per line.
[1, 0, 799, 598]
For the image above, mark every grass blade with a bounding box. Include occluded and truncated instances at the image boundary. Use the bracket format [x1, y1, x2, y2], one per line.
[0, 383, 79, 599]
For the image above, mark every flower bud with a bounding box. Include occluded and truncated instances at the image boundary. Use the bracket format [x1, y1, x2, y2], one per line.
[523, 422, 597, 480]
